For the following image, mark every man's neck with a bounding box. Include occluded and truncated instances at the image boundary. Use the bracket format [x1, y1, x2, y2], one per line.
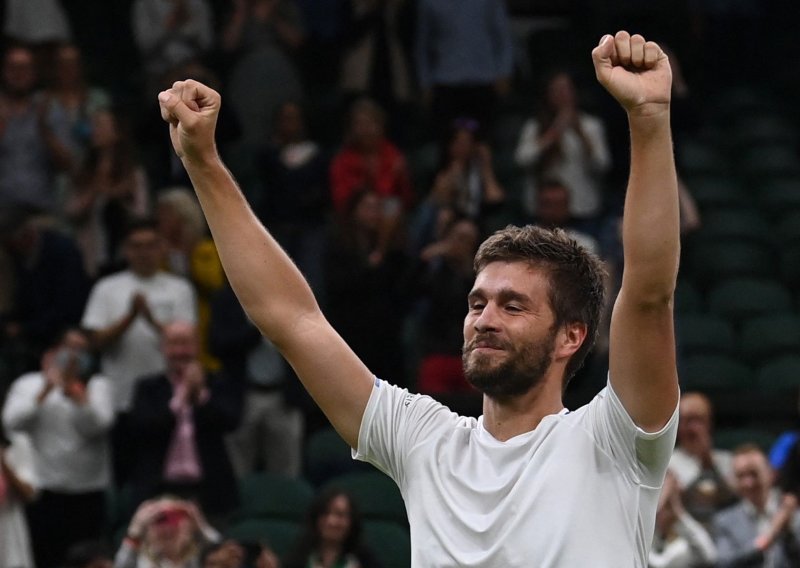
[481, 379, 565, 442]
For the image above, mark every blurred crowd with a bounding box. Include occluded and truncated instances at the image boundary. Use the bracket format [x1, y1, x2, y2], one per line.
[0, 0, 798, 567]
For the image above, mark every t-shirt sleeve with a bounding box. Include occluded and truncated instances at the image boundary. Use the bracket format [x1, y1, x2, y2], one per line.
[353, 379, 459, 487]
[81, 281, 111, 330]
[584, 377, 679, 487]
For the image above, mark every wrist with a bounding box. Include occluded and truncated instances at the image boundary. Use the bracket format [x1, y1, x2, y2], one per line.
[627, 102, 670, 121]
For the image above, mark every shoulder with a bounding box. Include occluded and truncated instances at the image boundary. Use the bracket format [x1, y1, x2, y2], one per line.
[93, 271, 133, 290]
[713, 501, 747, 527]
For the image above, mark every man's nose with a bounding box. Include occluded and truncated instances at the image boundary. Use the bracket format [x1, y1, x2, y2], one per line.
[474, 303, 501, 332]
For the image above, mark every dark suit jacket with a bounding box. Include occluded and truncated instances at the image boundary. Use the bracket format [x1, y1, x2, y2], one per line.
[128, 371, 243, 516]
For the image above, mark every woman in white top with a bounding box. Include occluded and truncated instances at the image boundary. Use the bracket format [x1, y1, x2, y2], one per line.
[514, 71, 611, 223]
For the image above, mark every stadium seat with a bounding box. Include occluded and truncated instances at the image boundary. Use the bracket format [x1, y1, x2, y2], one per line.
[677, 141, 731, 176]
[686, 241, 775, 289]
[324, 471, 408, 526]
[304, 427, 370, 486]
[682, 175, 748, 210]
[676, 313, 736, 357]
[408, 142, 440, 190]
[727, 114, 799, 147]
[739, 314, 800, 365]
[691, 208, 773, 245]
[737, 144, 800, 179]
[781, 244, 800, 288]
[674, 280, 703, 314]
[707, 278, 793, 323]
[756, 178, 800, 219]
[362, 520, 412, 568]
[715, 428, 777, 453]
[678, 354, 753, 393]
[755, 356, 800, 391]
[224, 518, 302, 560]
[777, 210, 800, 244]
[237, 472, 315, 522]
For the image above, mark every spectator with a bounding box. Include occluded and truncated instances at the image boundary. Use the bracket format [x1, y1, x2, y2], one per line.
[412, 216, 481, 414]
[221, 0, 306, 59]
[65, 108, 150, 277]
[2, 0, 71, 47]
[42, 43, 112, 167]
[81, 217, 196, 486]
[284, 487, 382, 568]
[116, 496, 221, 568]
[127, 322, 241, 521]
[669, 392, 738, 528]
[0, 432, 36, 568]
[514, 70, 611, 231]
[0, 45, 73, 212]
[324, 189, 409, 387]
[255, 100, 329, 297]
[712, 444, 800, 567]
[532, 179, 599, 256]
[0, 207, 90, 372]
[202, 540, 281, 568]
[429, 117, 505, 225]
[339, 0, 415, 122]
[2, 328, 114, 568]
[649, 469, 717, 567]
[210, 282, 305, 479]
[131, 0, 214, 96]
[156, 187, 223, 371]
[64, 540, 115, 568]
[330, 98, 413, 261]
[415, 0, 513, 139]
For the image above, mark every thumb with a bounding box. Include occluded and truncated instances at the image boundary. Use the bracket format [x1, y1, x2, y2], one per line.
[158, 91, 197, 128]
[591, 34, 615, 78]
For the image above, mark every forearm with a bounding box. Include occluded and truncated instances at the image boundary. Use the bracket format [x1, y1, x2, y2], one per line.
[90, 312, 136, 350]
[621, 110, 679, 302]
[181, 157, 322, 347]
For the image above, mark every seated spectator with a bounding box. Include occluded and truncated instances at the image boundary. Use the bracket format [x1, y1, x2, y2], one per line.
[0, 432, 36, 568]
[131, 0, 214, 96]
[412, 216, 481, 415]
[514, 71, 611, 231]
[202, 540, 281, 568]
[531, 179, 599, 256]
[116, 496, 221, 568]
[649, 469, 717, 567]
[156, 187, 223, 371]
[220, 0, 305, 60]
[284, 487, 382, 568]
[255, 100, 330, 297]
[713, 444, 800, 567]
[0, 207, 89, 373]
[64, 540, 115, 568]
[42, 43, 112, 167]
[65, 108, 150, 277]
[330, 98, 413, 217]
[128, 322, 241, 522]
[429, 118, 505, 225]
[669, 392, 738, 527]
[0, 45, 73, 212]
[2, 328, 114, 568]
[210, 282, 304, 479]
[324, 189, 409, 387]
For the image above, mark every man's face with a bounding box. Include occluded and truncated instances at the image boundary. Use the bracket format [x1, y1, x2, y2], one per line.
[3, 48, 36, 96]
[733, 450, 772, 509]
[677, 394, 712, 449]
[124, 228, 163, 277]
[536, 184, 571, 226]
[162, 323, 199, 374]
[463, 261, 559, 399]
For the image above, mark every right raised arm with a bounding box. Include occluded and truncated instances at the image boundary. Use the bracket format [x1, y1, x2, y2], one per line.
[157, 81, 373, 447]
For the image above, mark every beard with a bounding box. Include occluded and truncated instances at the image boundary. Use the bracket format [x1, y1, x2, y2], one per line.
[462, 327, 557, 400]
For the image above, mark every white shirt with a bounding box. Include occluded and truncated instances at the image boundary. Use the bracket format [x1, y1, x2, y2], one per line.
[82, 270, 196, 411]
[0, 434, 36, 568]
[649, 510, 717, 567]
[669, 447, 734, 489]
[355, 378, 678, 567]
[515, 113, 611, 218]
[2, 372, 114, 492]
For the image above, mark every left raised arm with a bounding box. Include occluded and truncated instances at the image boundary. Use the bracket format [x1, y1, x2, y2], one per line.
[594, 31, 680, 431]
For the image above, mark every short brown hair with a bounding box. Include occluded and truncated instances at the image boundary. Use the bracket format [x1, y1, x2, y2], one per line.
[474, 225, 606, 385]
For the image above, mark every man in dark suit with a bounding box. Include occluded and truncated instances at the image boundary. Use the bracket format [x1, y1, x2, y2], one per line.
[713, 444, 800, 567]
[127, 321, 242, 521]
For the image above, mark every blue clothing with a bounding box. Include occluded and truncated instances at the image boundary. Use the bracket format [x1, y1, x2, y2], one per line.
[416, 0, 513, 89]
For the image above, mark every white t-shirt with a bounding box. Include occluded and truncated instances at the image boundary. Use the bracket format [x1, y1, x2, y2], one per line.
[82, 270, 196, 411]
[355, 378, 678, 567]
[0, 434, 36, 568]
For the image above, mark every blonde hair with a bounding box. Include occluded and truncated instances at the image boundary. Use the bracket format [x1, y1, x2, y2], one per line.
[157, 187, 207, 245]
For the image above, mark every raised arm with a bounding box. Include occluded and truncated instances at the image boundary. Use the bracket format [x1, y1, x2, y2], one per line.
[157, 81, 373, 447]
[593, 31, 680, 431]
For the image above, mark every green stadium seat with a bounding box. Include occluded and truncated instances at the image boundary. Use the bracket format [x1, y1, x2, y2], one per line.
[737, 144, 800, 179]
[756, 178, 800, 219]
[678, 141, 731, 176]
[676, 313, 736, 357]
[755, 356, 800, 391]
[739, 314, 800, 365]
[777, 210, 800, 244]
[324, 471, 408, 526]
[362, 520, 412, 568]
[687, 241, 775, 289]
[237, 472, 314, 522]
[678, 354, 753, 392]
[715, 428, 777, 453]
[224, 518, 301, 560]
[304, 427, 369, 486]
[728, 114, 799, 147]
[692, 208, 773, 245]
[781, 244, 800, 287]
[683, 175, 748, 210]
[707, 278, 793, 323]
[674, 280, 703, 314]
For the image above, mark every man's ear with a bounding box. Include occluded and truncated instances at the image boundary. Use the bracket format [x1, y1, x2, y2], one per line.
[556, 321, 588, 359]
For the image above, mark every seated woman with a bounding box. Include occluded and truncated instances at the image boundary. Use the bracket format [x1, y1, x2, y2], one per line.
[115, 496, 221, 568]
[284, 488, 382, 568]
